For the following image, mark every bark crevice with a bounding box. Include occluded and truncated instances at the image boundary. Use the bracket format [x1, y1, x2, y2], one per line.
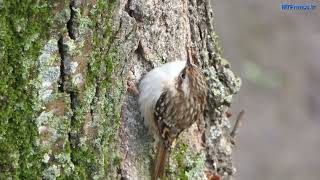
[57, 36, 66, 92]
[67, 0, 78, 40]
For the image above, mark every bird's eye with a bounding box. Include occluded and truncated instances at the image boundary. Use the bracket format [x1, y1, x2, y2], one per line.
[180, 72, 186, 79]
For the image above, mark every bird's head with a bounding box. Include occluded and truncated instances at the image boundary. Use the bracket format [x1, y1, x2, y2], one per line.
[176, 49, 207, 99]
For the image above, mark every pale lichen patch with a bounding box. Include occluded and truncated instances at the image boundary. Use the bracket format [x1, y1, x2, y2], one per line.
[43, 165, 61, 180]
[43, 153, 51, 163]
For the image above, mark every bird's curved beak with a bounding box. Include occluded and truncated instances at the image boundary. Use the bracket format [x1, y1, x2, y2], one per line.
[187, 48, 197, 67]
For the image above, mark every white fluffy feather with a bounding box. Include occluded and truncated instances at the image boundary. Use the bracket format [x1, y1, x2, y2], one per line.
[138, 61, 186, 137]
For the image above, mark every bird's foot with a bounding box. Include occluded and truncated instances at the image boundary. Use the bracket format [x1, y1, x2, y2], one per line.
[127, 80, 139, 96]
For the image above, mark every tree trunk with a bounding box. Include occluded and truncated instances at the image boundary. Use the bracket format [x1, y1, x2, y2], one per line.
[0, 0, 241, 179]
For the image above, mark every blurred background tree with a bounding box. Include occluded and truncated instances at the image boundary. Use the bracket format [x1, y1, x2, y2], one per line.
[213, 0, 320, 179]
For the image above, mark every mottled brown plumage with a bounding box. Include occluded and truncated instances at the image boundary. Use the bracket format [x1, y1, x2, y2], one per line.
[152, 49, 208, 179]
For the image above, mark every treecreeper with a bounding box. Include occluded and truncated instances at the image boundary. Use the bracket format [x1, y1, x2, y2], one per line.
[138, 49, 208, 179]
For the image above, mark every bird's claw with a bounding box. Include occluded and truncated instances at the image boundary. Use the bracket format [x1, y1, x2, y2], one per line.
[127, 81, 139, 96]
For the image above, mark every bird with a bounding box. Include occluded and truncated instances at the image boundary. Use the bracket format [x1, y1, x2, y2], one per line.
[138, 49, 208, 180]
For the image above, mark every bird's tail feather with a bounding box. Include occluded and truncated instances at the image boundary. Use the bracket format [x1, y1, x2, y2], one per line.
[153, 142, 168, 180]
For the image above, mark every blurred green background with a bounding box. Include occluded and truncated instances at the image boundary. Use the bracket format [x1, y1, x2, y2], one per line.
[213, 0, 320, 179]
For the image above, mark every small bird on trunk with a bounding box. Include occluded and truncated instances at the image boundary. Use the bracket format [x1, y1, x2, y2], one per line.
[138, 49, 208, 179]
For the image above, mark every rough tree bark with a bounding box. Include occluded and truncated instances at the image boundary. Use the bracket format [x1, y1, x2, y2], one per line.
[0, 0, 241, 179]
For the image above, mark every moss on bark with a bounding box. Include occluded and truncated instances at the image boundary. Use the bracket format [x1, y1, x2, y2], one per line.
[0, 0, 52, 178]
[0, 0, 121, 179]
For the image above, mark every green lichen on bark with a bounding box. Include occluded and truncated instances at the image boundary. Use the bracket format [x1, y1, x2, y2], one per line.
[65, 0, 123, 178]
[0, 0, 52, 178]
[0, 0, 122, 179]
[166, 140, 206, 180]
